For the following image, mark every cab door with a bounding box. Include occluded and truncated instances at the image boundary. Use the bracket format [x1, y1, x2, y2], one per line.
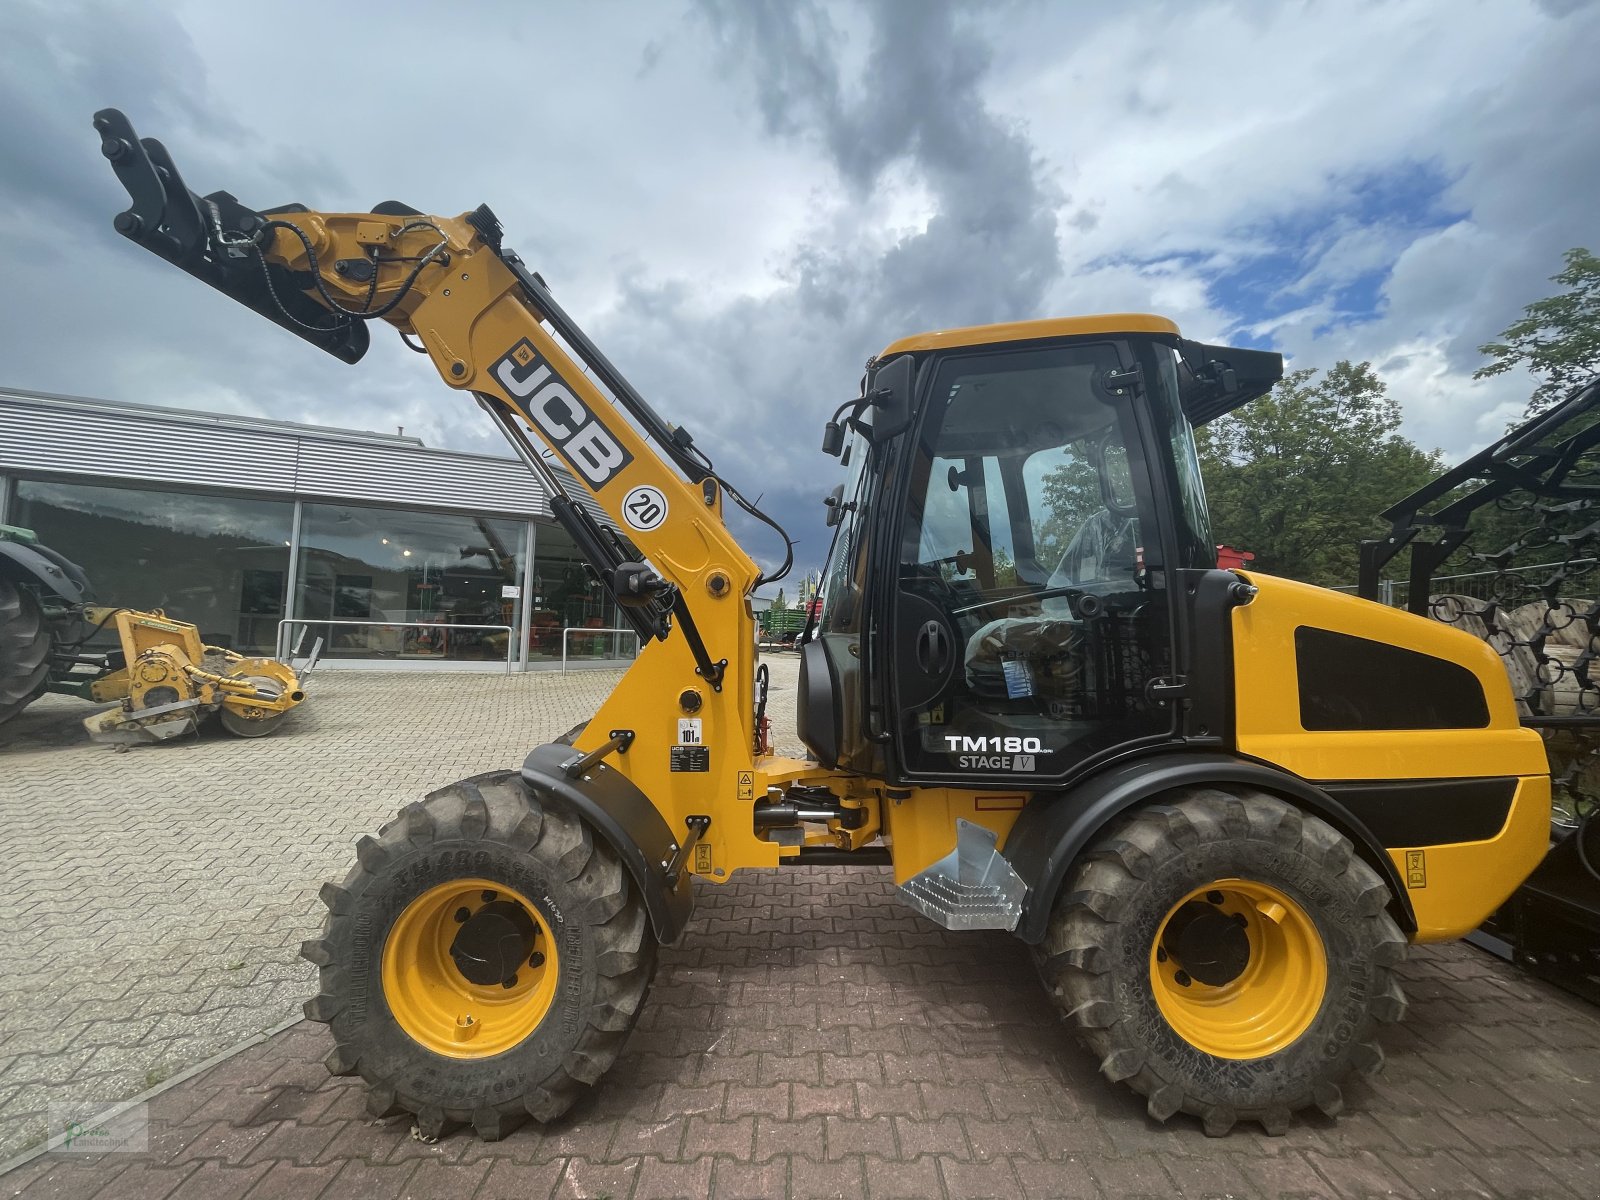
[885, 340, 1178, 784]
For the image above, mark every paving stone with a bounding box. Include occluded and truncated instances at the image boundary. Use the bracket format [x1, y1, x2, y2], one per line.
[553, 1156, 638, 1200]
[1012, 1155, 1101, 1200]
[1374, 1151, 1493, 1198]
[939, 1153, 1023, 1199]
[634, 1154, 714, 1200]
[395, 1159, 488, 1198]
[1234, 1150, 1337, 1199]
[710, 1157, 789, 1199]
[325, 1159, 416, 1200]
[791, 1155, 867, 1199]
[10, 1161, 128, 1200]
[476, 1158, 564, 1200]
[895, 1115, 970, 1161]
[239, 1160, 340, 1200]
[167, 1160, 272, 1200]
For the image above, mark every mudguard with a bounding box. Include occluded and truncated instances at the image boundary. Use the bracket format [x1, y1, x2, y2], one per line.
[0, 540, 91, 605]
[520, 741, 693, 944]
[1002, 750, 1416, 943]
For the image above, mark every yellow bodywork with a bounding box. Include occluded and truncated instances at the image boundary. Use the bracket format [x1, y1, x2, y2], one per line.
[1230, 574, 1550, 941]
[879, 313, 1181, 356]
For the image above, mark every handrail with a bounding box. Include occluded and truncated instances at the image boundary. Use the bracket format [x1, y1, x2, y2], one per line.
[275, 617, 515, 674]
[561, 626, 641, 674]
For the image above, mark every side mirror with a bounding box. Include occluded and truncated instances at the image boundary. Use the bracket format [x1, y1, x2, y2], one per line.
[823, 483, 847, 528]
[866, 354, 915, 444]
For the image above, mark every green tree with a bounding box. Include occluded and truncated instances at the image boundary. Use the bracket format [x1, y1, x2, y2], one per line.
[1475, 247, 1600, 418]
[770, 588, 788, 611]
[1196, 361, 1444, 587]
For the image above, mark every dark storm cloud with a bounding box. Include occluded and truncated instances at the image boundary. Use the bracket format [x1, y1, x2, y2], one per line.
[591, 0, 1066, 576]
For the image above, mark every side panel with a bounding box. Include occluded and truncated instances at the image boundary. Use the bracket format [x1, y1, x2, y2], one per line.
[1231, 572, 1548, 781]
[1229, 572, 1551, 941]
[1381, 775, 1550, 941]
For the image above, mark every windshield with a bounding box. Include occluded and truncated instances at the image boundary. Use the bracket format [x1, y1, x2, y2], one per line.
[901, 341, 1142, 598]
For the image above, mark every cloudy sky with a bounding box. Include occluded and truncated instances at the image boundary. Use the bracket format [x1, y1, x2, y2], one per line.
[1, 0, 1596, 581]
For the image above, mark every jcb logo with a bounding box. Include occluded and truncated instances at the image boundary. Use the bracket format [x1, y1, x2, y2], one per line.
[491, 339, 633, 489]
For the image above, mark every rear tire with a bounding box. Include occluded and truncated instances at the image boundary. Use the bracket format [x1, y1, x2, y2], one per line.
[302, 769, 656, 1140]
[1034, 787, 1407, 1136]
[0, 580, 52, 725]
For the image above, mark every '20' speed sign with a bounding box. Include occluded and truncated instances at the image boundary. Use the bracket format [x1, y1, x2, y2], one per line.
[621, 485, 669, 532]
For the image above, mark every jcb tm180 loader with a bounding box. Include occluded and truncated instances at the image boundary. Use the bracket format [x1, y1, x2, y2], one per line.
[95, 109, 1549, 1137]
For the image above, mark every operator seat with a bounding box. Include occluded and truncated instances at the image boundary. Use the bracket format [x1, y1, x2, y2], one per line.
[962, 509, 1140, 704]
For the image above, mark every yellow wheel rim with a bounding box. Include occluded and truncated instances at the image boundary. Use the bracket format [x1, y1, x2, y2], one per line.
[1149, 878, 1327, 1060]
[382, 877, 558, 1059]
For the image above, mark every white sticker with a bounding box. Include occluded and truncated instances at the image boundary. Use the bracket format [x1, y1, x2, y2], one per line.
[677, 718, 703, 746]
[500, 585, 522, 599]
[622, 485, 669, 532]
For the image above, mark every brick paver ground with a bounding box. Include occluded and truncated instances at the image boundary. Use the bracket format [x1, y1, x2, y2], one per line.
[0, 664, 631, 1162]
[5, 657, 1600, 1197]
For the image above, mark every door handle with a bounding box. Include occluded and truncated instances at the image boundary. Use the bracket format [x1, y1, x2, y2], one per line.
[916, 620, 950, 675]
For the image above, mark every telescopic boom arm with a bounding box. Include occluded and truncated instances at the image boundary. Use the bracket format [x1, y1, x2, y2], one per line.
[93, 108, 778, 693]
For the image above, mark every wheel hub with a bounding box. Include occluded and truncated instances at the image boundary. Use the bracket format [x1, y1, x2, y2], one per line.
[1162, 900, 1251, 986]
[382, 877, 560, 1059]
[450, 899, 538, 986]
[1148, 878, 1328, 1060]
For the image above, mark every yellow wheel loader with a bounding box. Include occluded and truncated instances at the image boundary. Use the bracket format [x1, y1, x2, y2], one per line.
[0, 523, 305, 742]
[96, 109, 1550, 1138]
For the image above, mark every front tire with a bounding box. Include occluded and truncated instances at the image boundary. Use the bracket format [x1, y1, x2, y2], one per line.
[1035, 787, 1407, 1136]
[302, 770, 656, 1140]
[0, 580, 51, 725]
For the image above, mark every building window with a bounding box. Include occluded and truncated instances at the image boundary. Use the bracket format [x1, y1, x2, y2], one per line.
[11, 480, 294, 654]
[294, 503, 526, 663]
[527, 521, 630, 661]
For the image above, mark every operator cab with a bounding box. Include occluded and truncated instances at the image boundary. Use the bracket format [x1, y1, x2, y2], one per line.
[799, 315, 1280, 787]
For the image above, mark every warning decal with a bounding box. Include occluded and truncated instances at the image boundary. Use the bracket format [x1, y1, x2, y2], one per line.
[1405, 849, 1427, 889]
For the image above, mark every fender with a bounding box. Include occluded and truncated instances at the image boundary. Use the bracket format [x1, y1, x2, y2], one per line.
[0, 539, 91, 606]
[520, 742, 693, 944]
[1002, 750, 1416, 943]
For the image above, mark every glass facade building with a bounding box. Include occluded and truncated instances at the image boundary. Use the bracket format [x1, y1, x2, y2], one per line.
[0, 389, 634, 669]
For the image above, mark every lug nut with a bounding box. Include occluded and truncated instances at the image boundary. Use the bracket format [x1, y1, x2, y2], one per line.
[529, 951, 545, 968]
[481, 890, 497, 902]
[1155, 947, 1167, 963]
[454, 907, 471, 923]
[1174, 970, 1192, 987]
[502, 974, 518, 989]
[1206, 890, 1225, 905]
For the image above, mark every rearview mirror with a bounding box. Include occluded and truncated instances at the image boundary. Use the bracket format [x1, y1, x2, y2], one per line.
[866, 354, 915, 444]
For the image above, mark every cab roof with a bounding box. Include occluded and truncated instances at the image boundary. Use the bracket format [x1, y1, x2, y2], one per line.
[878, 313, 1181, 357]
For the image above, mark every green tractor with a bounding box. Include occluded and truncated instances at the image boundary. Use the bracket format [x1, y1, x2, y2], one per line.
[0, 523, 92, 725]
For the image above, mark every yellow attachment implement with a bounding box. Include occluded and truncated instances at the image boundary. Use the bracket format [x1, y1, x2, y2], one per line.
[79, 606, 305, 742]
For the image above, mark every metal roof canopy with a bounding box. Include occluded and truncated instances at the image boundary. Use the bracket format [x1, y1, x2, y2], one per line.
[0, 386, 611, 523]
